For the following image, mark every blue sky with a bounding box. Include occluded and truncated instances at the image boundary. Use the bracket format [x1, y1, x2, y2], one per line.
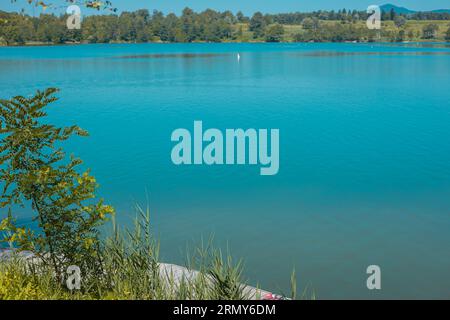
[2, 0, 450, 15]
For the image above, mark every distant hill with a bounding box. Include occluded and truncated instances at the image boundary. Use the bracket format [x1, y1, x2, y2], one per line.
[380, 4, 415, 14]
[380, 3, 450, 14]
[431, 9, 450, 13]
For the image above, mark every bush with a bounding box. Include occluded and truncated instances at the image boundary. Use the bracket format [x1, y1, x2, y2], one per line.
[422, 23, 439, 39]
[265, 24, 285, 42]
[0, 88, 114, 281]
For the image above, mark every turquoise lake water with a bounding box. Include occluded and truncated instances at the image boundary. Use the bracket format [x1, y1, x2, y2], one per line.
[1, 43, 450, 299]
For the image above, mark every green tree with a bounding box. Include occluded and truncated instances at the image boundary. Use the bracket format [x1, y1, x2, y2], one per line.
[422, 23, 439, 39]
[301, 17, 314, 30]
[394, 15, 407, 28]
[445, 26, 450, 41]
[159, 13, 180, 42]
[222, 11, 236, 24]
[134, 9, 152, 42]
[0, 88, 114, 278]
[181, 7, 196, 42]
[249, 12, 266, 39]
[235, 25, 244, 40]
[34, 14, 66, 44]
[236, 11, 247, 23]
[0, 13, 35, 45]
[396, 29, 406, 42]
[118, 12, 137, 42]
[265, 24, 284, 42]
[389, 8, 396, 20]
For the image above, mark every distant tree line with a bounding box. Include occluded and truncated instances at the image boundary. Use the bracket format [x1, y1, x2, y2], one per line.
[269, 9, 450, 24]
[294, 18, 450, 42]
[1, 7, 450, 45]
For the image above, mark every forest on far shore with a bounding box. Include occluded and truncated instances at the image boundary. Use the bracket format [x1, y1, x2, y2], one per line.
[1, 7, 450, 45]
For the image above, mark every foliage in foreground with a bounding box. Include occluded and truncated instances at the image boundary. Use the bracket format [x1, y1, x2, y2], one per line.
[0, 207, 254, 300]
[0, 88, 114, 281]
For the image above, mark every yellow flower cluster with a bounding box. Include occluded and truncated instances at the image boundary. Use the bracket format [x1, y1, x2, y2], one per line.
[35, 167, 52, 184]
[0, 218, 9, 231]
[0, 270, 45, 300]
[77, 172, 96, 185]
[98, 204, 115, 220]
[8, 228, 26, 243]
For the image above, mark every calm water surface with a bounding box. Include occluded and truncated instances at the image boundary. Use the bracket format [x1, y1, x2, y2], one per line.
[1, 43, 450, 299]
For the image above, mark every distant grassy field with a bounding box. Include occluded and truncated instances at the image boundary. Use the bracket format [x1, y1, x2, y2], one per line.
[381, 20, 449, 39]
[234, 20, 450, 42]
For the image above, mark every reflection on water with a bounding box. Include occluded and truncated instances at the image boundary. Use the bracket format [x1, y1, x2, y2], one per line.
[113, 53, 228, 59]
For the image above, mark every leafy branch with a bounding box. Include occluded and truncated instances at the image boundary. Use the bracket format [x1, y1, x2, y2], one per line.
[0, 88, 114, 279]
[10, 0, 117, 13]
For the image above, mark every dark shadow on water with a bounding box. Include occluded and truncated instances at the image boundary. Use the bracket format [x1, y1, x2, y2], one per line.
[382, 42, 450, 49]
[112, 53, 229, 59]
[296, 51, 450, 57]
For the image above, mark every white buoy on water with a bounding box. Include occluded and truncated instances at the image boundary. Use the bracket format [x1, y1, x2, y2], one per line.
[237, 53, 241, 62]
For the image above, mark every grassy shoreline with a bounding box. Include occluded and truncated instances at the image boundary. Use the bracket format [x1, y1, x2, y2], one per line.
[1, 39, 449, 48]
[0, 210, 295, 300]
